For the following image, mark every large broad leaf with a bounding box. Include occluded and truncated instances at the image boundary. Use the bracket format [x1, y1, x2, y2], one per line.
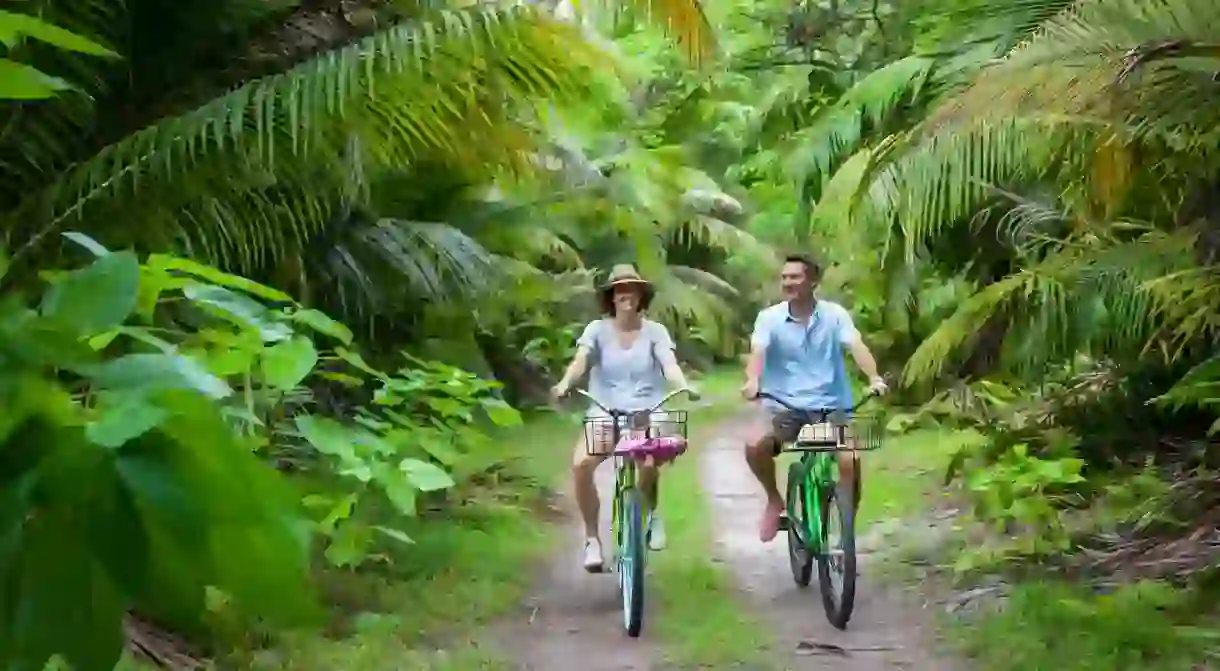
[182, 283, 291, 342]
[289, 308, 353, 345]
[261, 336, 317, 391]
[124, 393, 319, 626]
[6, 509, 126, 671]
[89, 353, 232, 400]
[399, 458, 455, 492]
[323, 522, 373, 568]
[480, 397, 522, 427]
[40, 251, 140, 337]
[0, 58, 72, 100]
[0, 11, 117, 56]
[148, 255, 291, 302]
[86, 393, 169, 448]
[295, 415, 358, 461]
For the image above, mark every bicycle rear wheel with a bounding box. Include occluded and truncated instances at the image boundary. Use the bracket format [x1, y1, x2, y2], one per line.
[817, 482, 857, 630]
[785, 462, 813, 587]
[619, 487, 646, 637]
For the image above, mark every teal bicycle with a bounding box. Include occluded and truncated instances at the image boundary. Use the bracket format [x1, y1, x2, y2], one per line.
[574, 387, 692, 638]
[756, 390, 884, 630]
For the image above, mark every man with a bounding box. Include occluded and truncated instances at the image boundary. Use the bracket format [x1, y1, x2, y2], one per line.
[740, 253, 888, 542]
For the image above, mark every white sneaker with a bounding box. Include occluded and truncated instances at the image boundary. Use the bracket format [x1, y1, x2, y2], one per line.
[647, 515, 667, 551]
[582, 537, 604, 572]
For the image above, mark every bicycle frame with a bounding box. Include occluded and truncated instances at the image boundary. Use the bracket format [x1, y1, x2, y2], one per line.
[756, 391, 877, 555]
[788, 452, 838, 553]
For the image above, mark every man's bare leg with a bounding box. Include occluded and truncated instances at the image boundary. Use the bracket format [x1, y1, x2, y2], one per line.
[746, 428, 785, 542]
[836, 449, 862, 515]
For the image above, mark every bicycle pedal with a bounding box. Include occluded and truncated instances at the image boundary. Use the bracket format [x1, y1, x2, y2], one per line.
[777, 515, 790, 531]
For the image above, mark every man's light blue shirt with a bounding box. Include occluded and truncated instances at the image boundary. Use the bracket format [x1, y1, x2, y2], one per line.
[752, 300, 858, 411]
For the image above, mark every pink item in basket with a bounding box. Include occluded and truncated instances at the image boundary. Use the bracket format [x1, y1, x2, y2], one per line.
[613, 436, 688, 464]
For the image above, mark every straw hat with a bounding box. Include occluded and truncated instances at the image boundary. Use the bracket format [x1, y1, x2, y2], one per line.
[598, 264, 655, 314]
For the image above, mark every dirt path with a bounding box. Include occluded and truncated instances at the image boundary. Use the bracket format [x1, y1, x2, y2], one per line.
[699, 410, 960, 671]
[493, 410, 960, 670]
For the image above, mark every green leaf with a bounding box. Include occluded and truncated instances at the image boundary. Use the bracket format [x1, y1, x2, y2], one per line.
[41, 250, 140, 337]
[480, 397, 522, 427]
[90, 353, 232, 399]
[62, 231, 111, 257]
[318, 494, 357, 534]
[290, 309, 353, 345]
[261, 336, 317, 391]
[182, 282, 291, 342]
[0, 11, 118, 56]
[0, 58, 72, 99]
[324, 522, 373, 568]
[123, 392, 319, 626]
[399, 458, 455, 492]
[373, 526, 414, 545]
[7, 506, 126, 671]
[295, 415, 358, 461]
[379, 470, 418, 515]
[335, 347, 386, 379]
[148, 255, 291, 302]
[86, 393, 169, 448]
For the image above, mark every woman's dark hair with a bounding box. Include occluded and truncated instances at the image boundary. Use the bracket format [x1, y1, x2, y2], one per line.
[783, 252, 823, 282]
[599, 284, 654, 315]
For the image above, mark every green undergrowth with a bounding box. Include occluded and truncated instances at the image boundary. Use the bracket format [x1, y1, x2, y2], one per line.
[958, 579, 1218, 671]
[240, 411, 579, 671]
[860, 424, 1220, 670]
[857, 426, 964, 529]
[651, 372, 778, 668]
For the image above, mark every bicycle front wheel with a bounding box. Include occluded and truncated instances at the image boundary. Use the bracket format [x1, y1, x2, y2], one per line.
[817, 482, 857, 630]
[619, 487, 646, 637]
[785, 462, 813, 587]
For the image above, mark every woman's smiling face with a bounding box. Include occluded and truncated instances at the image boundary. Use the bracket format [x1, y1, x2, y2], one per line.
[612, 284, 642, 314]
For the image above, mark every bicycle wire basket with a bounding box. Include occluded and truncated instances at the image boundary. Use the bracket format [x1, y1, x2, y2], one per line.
[791, 410, 886, 451]
[582, 410, 688, 456]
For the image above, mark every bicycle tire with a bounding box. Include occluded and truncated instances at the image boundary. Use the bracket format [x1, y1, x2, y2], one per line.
[620, 488, 646, 637]
[817, 482, 857, 630]
[785, 462, 813, 587]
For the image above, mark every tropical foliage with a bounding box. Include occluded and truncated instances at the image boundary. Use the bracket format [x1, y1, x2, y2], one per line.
[5, 0, 1220, 667]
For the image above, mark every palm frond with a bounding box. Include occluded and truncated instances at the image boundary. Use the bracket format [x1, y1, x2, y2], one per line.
[782, 56, 935, 191]
[924, 0, 1220, 142]
[322, 218, 498, 317]
[7, 5, 613, 271]
[902, 226, 1200, 386]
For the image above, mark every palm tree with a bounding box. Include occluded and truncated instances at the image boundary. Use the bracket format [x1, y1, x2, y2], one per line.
[1, 0, 716, 282]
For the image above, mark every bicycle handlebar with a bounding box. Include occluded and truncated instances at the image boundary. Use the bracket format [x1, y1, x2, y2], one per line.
[573, 387, 693, 418]
[754, 390, 879, 416]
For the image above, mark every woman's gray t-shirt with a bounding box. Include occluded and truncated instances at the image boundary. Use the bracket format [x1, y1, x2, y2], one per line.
[577, 318, 675, 416]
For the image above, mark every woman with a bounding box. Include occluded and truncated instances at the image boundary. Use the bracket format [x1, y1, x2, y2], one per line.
[551, 264, 699, 572]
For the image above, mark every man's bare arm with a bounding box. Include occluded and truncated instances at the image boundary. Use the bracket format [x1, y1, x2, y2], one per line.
[744, 344, 765, 386]
[846, 335, 881, 381]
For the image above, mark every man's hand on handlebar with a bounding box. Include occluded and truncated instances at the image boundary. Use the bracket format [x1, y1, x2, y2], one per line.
[867, 375, 889, 396]
[549, 381, 570, 405]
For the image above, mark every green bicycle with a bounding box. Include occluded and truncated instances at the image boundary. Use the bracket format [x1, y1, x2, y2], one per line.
[757, 390, 883, 630]
[575, 387, 692, 638]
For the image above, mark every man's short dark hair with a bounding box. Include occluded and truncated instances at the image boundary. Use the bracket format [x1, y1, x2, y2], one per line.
[782, 253, 822, 281]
